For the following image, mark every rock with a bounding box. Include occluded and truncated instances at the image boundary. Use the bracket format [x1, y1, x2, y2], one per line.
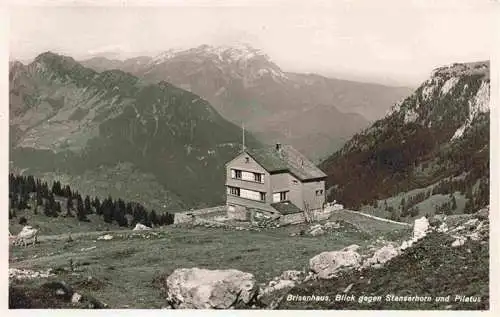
[309, 227, 325, 237]
[261, 279, 296, 296]
[429, 214, 445, 227]
[343, 283, 354, 293]
[80, 246, 97, 252]
[279, 270, 305, 282]
[342, 244, 361, 252]
[9, 268, 54, 280]
[476, 207, 489, 220]
[451, 236, 466, 247]
[437, 222, 449, 233]
[71, 292, 82, 304]
[133, 223, 152, 231]
[309, 224, 322, 230]
[323, 221, 341, 230]
[303, 271, 317, 283]
[164, 268, 257, 309]
[97, 234, 113, 241]
[309, 250, 361, 279]
[463, 218, 479, 230]
[413, 217, 430, 241]
[41, 281, 74, 300]
[363, 244, 400, 268]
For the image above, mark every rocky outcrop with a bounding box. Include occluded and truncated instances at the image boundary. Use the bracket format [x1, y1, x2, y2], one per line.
[163, 268, 258, 309]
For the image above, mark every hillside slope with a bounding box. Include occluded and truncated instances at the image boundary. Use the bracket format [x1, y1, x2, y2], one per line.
[81, 44, 412, 161]
[9, 52, 261, 210]
[320, 61, 490, 211]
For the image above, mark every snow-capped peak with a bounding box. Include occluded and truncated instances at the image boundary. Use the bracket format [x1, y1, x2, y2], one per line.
[151, 43, 269, 65]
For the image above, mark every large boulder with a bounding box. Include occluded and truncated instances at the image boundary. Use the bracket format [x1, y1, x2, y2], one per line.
[309, 250, 361, 279]
[164, 268, 257, 309]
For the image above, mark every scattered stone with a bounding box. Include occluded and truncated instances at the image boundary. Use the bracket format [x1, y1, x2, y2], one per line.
[451, 236, 466, 247]
[133, 223, 151, 231]
[9, 268, 54, 280]
[343, 283, 354, 293]
[324, 221, 341, 230]
[280, 270, 305, 282]
[71, 292, 82, 304]
[80, 246, 97, 252]
[429, 214, 446, 227]
[463, 218, 479, 230]
[343, 244, 361, 252]
[362, 244, 400, 268]
[97, 234, 113, 241]
[260, 279, 295, 296]
[476, 207, 489, 220]
[309, 227, 325, 237]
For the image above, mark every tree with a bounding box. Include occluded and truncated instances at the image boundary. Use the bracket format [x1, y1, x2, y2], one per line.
[409, 205, 419, 217]
[451, 195, 457, 210]
[56, 202, 62, 214]
[43, 200, 52, 217]
[150, 210, 159, 227]
[65, 198, 74, 217]
[84, 195, 92, 214]
[76, 196, 88, 222]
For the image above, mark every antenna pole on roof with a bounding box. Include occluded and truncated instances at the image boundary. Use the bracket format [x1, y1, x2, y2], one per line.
[242, 122, 246, 152]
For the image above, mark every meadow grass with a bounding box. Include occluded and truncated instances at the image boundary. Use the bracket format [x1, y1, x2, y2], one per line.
[9, 212, 411, 308]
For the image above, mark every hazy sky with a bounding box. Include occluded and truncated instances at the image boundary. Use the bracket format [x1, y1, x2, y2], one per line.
[8, 0, 497, 86]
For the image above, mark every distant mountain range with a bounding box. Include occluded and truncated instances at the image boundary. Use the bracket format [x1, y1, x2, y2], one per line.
[9, 52, 261, 211]
[320, 61, 490, 210]
[11, 46, 485, 218]
[81, 44, 412, 162]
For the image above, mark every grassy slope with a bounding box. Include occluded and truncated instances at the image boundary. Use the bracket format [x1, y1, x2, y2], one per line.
[9, 209, 126, 236]
[9, 213, 409, 309]
[278, 232, 489, 310]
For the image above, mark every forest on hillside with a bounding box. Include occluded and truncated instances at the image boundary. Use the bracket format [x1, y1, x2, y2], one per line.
[8, 174, 175, 228]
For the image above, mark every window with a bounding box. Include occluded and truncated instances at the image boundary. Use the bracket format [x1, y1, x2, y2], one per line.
[316, 189, 324, 196]
[273, 191, 288, 203]
[281, 192, 288, 201]
[260, 192, 266, 202]
[254, 173, 263, 183]
[231, 169, 242, 179]
[292, 180, 299, 185]
[227, 186, 240, 196]
[231, 169, 264, 183]
[239, 188, 266, 201]
[245, 157, 250, 163]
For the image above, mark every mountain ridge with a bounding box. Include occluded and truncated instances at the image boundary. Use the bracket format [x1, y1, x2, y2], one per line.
[80, 44, 412, 161]
[319, 60, 490, 213]
[9, 51, 261, 211]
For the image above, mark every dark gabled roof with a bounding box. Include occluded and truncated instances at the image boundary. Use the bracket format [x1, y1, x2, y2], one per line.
[271, 201, 302, 215]
[246, 145, 327, 181]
